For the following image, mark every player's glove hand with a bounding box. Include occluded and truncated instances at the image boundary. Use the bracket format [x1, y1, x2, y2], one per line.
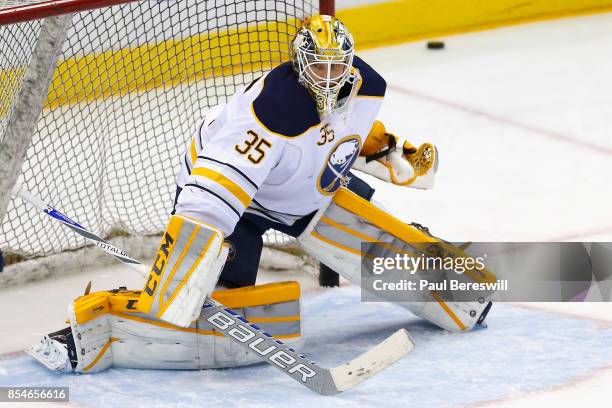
[353, 121, 438, 189]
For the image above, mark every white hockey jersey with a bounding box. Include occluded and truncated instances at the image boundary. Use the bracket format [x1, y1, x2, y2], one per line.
[174, 56, 386, 236]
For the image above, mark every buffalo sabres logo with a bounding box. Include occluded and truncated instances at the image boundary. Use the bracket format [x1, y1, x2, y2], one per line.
[317, 135, 361, 195]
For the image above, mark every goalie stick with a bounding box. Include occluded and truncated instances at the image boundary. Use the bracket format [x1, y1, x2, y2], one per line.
[13, 182, 414, 396]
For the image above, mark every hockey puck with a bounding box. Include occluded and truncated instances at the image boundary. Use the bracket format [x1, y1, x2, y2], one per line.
[427, 41, 445, 50]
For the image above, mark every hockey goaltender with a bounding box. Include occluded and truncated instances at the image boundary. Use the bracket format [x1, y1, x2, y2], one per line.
[26, 15, 495, 385]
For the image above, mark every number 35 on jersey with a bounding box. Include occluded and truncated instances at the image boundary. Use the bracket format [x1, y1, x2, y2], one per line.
[235, 131, 272, 164]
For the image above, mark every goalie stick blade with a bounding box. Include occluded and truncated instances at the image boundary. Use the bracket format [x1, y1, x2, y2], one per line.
[202, 300, 414, 396]
[329, 329, 414, 393]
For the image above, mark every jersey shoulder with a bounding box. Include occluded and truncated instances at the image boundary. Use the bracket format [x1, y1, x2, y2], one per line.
[354, 56, 386, 98]
[251, 62, 320, 138]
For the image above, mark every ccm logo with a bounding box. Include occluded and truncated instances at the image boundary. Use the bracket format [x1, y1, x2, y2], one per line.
[144, 232, 174, 296]
[207, 312, 316, 383]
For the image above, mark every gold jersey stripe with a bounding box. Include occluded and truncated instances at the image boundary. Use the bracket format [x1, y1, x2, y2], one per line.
[189, 138, 198, 164]
[192, 167, 252, 208]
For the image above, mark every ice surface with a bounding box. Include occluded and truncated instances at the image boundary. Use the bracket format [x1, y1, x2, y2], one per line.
[2, 11, 612, 408]
[1, 286, 611, 407]
[361, 12, 612, 242]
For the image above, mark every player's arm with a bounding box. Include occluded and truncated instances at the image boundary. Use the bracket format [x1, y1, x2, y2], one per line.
[137, 112, 283, 327]
[353, 120, 438, 189]
[176, 125, 279, 237]
[349, 57, 438, 188]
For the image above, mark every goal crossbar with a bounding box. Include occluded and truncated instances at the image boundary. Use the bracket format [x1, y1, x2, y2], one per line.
[0, 1, 138, 26]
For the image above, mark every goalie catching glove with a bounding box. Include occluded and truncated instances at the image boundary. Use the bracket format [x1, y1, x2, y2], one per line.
[353, 120, 438, 189]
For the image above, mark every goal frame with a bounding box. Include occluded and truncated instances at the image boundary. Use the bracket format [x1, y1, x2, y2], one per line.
[0, 0, 335, 285]
[0, 0, 335, 25]
[0, 1, 137, 25]
[0, 0, 336, 222]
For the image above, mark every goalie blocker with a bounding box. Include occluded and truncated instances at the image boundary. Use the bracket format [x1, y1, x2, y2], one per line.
[298, 188, 496, 332]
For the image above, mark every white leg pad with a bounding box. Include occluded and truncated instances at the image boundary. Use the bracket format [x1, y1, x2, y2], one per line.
[298, 188, 496, 332]
[27, 282, 303, 373]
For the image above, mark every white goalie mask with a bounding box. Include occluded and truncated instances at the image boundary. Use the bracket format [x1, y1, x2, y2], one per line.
[291, 15, 355, 114]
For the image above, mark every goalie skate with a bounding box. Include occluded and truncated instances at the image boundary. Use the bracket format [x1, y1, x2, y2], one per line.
[26, 327, 75, 372]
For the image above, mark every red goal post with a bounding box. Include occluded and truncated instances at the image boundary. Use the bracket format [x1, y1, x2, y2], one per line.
[0, 0, 334, 284]
[0, 1, 138, 25]
[0, 0, 335, 25]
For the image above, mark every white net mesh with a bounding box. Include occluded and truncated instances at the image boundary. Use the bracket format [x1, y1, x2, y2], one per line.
[0, 19, 42, 144]
[0, 0, 317, 265]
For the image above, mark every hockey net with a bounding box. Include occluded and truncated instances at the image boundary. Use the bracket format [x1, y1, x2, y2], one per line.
[0, 0, 324, 284]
